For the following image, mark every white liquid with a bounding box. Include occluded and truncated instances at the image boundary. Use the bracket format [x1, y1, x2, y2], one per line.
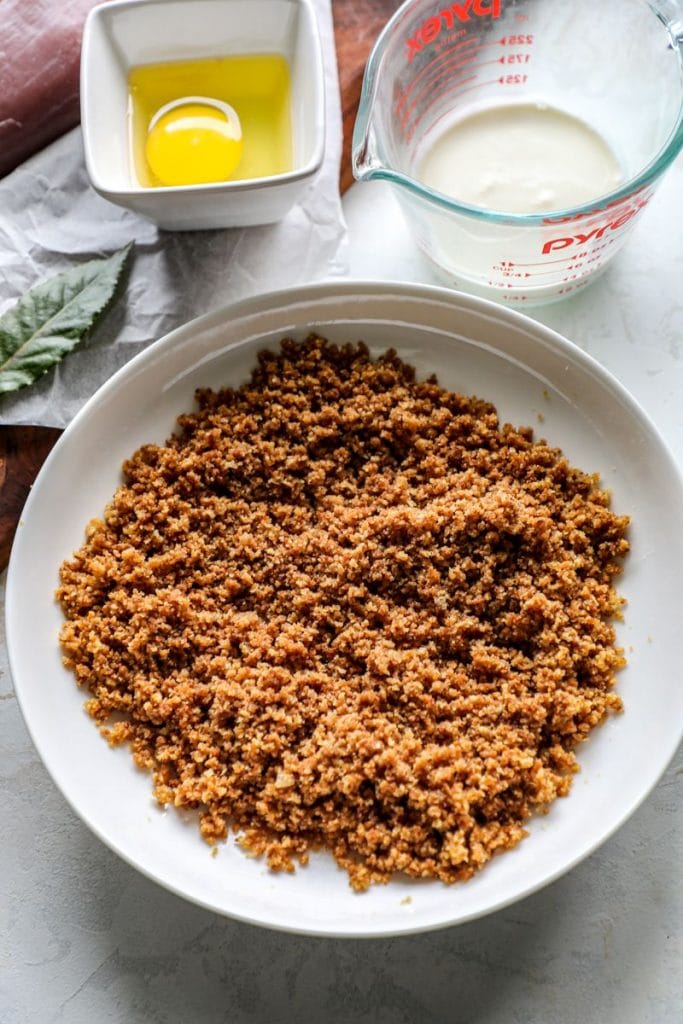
[418, 103, 622, 214]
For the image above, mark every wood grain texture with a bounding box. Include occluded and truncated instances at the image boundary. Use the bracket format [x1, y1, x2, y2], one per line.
[0, 426, 61, 568]
[333, 0, 401, 194]
[0, 0, 401, 571]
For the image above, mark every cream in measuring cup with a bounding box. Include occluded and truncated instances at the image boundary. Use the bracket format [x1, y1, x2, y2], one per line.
[418, 103, 623, 214]
[352, 0, 683, 304]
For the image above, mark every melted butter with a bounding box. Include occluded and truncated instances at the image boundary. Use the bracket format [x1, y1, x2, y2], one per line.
[128, 54, 292, 187]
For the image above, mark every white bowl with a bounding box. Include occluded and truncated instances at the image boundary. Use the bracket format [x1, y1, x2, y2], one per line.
[7, 282, 683, 937]
[80, 0, 325, 230]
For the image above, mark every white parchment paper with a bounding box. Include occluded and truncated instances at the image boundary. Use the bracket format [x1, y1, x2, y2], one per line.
[0, 0, 349, 428]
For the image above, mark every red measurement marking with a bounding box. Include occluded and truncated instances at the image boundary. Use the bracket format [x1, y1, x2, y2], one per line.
[562, 249, 610, 267]
[394, 37, 480, 114]
[517, 243, 608, 267]
[511, 257, 576, 267]
[450, 76, 508, 100]
[511, 242, 614, 268]
[400, 69, 477, 133]
[405, 1, 503, 63]
[461, 77, 501, 91]
[434, 28, 469, 49]
[480, 57, 519, 70]
[497, 33, 534, 45]
[498, 53, 532, 64]
[581, 248, 610, 262]
[404, 77, 479, 140]
[525, 267, 593, 277]
[396, 49, 482, 123]
[557, 278, 590, 295]
[575, 250, 603, 259]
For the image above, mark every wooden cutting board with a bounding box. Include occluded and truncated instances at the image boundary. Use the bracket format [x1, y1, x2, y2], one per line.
[0, 0, 401, 570]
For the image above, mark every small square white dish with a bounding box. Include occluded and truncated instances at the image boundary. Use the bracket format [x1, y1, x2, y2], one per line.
[80, 0, 325, 230]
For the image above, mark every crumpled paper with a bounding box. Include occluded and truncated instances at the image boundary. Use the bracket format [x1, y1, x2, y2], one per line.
[0, 0, 349, 428]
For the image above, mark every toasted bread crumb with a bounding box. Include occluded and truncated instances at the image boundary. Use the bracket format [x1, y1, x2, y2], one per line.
[57, 337, 629, 891]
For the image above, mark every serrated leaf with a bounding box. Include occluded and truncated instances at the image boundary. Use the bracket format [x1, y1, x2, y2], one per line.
[0, 242, 133, 395]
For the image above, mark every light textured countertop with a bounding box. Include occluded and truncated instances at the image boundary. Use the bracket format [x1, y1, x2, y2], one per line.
[2, 165, 681, 1023]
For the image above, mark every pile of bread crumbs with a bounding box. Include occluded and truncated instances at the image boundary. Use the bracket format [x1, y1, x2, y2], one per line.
[57, 336, 629, 891]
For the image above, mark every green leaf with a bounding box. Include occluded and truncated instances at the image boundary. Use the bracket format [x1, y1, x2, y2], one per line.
[0, 242, 133, 395]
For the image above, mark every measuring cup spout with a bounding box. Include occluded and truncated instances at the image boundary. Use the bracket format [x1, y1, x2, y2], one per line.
[351, 113, 385, 182]
[351, 30, 396, 184]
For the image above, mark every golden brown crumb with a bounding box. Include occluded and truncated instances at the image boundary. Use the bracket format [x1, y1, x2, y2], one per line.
[57, 337, 629, 891]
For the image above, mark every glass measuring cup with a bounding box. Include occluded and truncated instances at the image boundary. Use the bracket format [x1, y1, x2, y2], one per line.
[352, 0, 683, 305]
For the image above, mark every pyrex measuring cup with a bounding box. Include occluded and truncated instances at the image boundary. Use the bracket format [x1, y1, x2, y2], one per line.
[353, 0, 683, 304]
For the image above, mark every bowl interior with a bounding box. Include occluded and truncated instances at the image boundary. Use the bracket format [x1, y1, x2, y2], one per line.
[7, 283, 683, 937]
[82, 0, 323, 192]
